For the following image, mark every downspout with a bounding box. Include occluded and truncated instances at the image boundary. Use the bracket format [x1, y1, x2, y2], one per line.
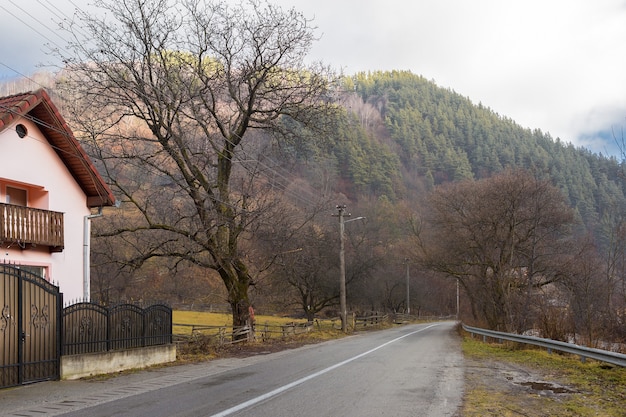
[83, 207, 103, 301]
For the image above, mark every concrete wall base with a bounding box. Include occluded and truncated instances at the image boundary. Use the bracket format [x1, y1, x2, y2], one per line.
[61, 344, 177, 380]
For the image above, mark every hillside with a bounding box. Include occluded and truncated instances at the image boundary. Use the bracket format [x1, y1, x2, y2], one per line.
[329, 71, 626, 245]
[5, 70, 623, 238]
[3, 70, 626, 314]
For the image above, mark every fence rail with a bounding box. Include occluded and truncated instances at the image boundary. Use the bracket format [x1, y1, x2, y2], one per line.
[63, 303, 172, 355]
[355, 313, 388, 328]
[174, 313, 393, 347]
[174, 323, 251, 345]
[462, 323, 626, 368]
[174, 320, 317, 345]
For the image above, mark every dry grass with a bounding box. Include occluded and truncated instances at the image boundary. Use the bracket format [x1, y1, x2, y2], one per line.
[462, 336, 626, 416]
[173, 310, 345, 362]
[173, 310, 315, 335]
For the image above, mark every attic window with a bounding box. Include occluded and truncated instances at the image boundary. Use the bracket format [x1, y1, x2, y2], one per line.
[16, 124, 27, 138]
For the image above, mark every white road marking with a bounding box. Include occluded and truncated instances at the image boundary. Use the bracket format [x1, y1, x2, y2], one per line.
[210, 324, 440, 417]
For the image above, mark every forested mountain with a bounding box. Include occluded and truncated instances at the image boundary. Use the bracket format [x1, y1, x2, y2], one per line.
[5, 69, 623, 241]
[331, 71, 626, 245]
[3, 0, 625, 342]
[3, 69, 626, 328]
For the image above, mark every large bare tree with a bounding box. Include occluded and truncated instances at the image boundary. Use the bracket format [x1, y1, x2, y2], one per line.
[54, 0, 339, 329]
[415, 169, 577, 332]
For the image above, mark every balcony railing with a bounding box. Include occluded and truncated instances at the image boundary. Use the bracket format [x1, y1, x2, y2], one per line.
[0, 203, 64, 252]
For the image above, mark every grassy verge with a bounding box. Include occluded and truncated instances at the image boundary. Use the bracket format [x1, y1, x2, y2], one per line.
[173, 310, 346, 362]
[173, 310, 311, 327]
[462, 335, 626, 416]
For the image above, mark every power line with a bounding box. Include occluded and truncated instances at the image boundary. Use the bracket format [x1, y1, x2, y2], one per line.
[0, 101, 109, 203]
[7, 0, 70, 45]
[0, 1, 327, 211]
[0, 99, 323, 212]
[0, 4, 64, 52]
[0, 63, 49, 90]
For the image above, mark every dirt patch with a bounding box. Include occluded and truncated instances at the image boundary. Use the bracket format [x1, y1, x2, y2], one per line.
[518, 381, 577, 394]
[463, 356, 580, 416]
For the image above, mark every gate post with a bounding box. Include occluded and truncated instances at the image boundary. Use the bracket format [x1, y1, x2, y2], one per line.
[16, 268, 23, 385]
[57, 293, 63, 364]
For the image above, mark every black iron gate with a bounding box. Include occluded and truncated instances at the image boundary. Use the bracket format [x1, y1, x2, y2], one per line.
[0, 263, 62, 388]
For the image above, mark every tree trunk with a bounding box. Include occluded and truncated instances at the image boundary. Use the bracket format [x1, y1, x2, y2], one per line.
[219, 260, 252, 341]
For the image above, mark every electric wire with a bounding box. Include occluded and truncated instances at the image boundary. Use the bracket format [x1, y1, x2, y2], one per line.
[0, 100, 323, 212]
[0, 1, 328, 211]
[6, 0, 71, 45]
[0, 63, 49, 90]
[0, 101, 111, 205]
[0, 4, 64, 52]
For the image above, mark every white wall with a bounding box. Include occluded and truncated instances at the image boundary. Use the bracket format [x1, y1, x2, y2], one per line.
[0, 118, 91, 301]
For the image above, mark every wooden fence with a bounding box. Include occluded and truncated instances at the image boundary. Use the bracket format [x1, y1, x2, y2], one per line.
[173, 312, 393, 347]
[354, 312, 389, 328]
[174, 321, 317, 345]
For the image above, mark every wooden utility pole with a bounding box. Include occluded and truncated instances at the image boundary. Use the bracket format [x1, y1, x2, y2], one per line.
[336, 205, 348, 332]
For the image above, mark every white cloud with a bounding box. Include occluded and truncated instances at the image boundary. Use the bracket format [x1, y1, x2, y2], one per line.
[275, 0, 626, 154]
[3, 0, 626, 155]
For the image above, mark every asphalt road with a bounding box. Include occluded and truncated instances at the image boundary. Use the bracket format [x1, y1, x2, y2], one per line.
[1, 321, 463, 417]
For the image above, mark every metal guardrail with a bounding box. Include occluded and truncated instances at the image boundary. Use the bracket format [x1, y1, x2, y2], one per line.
[462, 323, 626, 368]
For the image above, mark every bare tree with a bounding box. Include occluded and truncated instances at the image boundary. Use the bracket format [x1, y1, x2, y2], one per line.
[54, 0, 339, 331]
[415, 169, 577, 331]
[562, 239, 608, 346]
[267, 223, 339, 321]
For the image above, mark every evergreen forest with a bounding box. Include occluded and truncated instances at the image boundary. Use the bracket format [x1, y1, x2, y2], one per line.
[343, 70, 626, 239]
[3, 68, 626, 343]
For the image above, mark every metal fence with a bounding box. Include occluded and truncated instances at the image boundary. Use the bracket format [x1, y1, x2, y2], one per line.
[62, 303, 172, 356]
[1, 263, 62, 388]
[462, 323, 626, 368]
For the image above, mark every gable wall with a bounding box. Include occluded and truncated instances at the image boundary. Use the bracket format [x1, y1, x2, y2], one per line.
[0, 117, 91, 301]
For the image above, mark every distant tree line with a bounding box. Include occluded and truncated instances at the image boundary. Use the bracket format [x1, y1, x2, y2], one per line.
[5, 3, 626, 345]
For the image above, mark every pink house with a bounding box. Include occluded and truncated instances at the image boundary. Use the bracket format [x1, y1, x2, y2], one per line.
[0, 89, 115, 301]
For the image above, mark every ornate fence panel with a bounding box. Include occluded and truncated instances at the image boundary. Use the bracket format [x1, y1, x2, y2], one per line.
[62, 303, 108, 355]
[0, 264, 62, 389]
[144, 304, 173, 347]
[110, 304, 144, 350]
[62, 303, 172, 355]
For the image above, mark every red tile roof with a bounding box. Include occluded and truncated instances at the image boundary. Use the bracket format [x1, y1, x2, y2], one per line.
[0, 89, 116, 207]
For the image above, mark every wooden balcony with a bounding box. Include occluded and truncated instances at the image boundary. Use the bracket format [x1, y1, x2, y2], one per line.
[0, 203, 64, 252]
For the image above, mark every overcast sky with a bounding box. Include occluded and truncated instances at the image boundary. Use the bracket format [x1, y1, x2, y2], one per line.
[2, 0, 626, 156]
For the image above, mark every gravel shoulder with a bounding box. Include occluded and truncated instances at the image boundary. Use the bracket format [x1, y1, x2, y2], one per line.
[461, 338, 626, 417]
[463, 355, 579, 416]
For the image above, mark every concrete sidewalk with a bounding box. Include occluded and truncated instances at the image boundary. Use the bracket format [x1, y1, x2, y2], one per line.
[0, 355, 273, 416]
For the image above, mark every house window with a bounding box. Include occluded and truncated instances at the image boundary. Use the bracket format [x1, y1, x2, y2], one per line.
[17, 265, 47, 279]
[6, 186, 27, 206]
